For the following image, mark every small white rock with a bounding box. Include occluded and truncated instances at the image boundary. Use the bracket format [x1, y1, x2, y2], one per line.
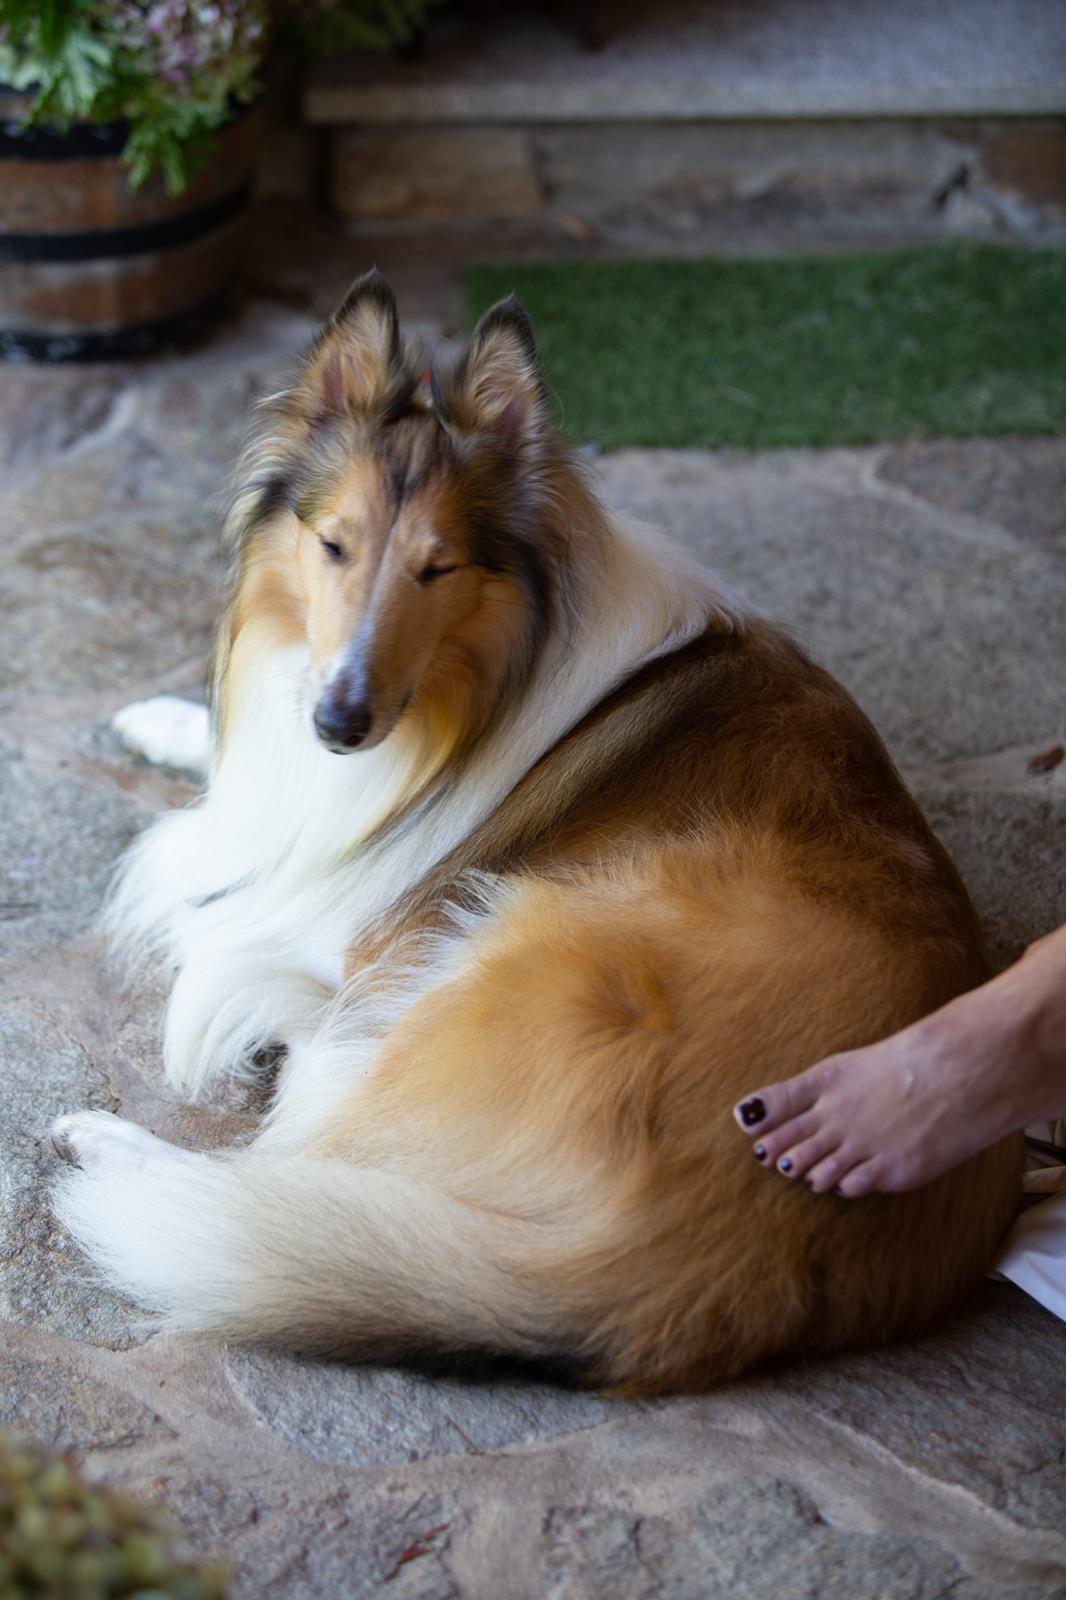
[111, 695, 211, 778]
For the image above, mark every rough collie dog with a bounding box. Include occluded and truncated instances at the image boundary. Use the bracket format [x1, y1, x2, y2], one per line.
[52, 273, 1021, 1393]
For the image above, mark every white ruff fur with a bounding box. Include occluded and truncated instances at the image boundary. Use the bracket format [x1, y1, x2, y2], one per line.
[104, 516, 738, 1118]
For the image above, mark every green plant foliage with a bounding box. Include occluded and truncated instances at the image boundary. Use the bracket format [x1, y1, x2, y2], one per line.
[465, 247, 1066, 450]
[283, 0, 440, 57]
[0, 0, 264, 193]
[0, 1429, 229, 1600]
[0, 0, 439, 194]
[0, 1, 112, 119]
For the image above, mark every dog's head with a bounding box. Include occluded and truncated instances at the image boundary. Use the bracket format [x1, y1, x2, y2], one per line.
[232, 272, 573, 756]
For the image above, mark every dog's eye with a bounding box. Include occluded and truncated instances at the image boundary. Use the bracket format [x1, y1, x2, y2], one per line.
[320, 538, 345, 563]
[417, 563, 458, 585]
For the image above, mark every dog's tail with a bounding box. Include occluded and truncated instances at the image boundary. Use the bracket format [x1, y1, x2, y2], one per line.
[54, 1143, 567, 1364]
[51, 1103, 1022, 1393]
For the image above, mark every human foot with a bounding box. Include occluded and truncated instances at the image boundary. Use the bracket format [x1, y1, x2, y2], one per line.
[733, 931, 1066, 1198]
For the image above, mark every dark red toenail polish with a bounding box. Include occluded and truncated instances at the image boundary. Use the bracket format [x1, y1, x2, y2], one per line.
[739, 1097, 766, 1126]
[754, 1144, 767, 1161]
[779, 1157, 793, 1174]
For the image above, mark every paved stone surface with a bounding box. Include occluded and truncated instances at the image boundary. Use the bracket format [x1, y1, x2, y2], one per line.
[879, 436, 1066, 554]
[0, 999, 134, 1347]
[922, 787, 1066, 966]
[598, 445, 1066, 772]
[226, 1348, 629, 1468]
[0, 290, 1064, 1597]
[539, 1478, 1065, 1600]
[0, 738, 146, 957]
[782, 1285, 1066, 1533]
[0, 1348, 173, 1457]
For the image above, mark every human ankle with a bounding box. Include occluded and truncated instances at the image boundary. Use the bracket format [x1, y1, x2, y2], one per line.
[988, 956, 1066, 1111]
[1020, 924, 1066, 976]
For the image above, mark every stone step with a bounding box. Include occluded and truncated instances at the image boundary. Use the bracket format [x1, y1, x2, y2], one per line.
[305, 0, 1066, 231]
[305, 0, 1066, 126]
[324, 117, 1066, 235]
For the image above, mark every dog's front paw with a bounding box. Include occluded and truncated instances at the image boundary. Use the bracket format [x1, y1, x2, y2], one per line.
[111, 695, 210, 779]
[164, 961, 329, 1100]
[162, 961, 237, 1098]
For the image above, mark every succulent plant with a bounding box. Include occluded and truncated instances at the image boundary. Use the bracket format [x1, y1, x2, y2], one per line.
[0, 1429, 229, 1600]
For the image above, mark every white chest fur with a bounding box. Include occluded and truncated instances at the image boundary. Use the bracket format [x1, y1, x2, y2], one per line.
[106, 518, 737, 1096]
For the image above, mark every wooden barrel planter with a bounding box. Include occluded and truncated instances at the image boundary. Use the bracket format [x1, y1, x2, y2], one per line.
[0, 91, 263, 361]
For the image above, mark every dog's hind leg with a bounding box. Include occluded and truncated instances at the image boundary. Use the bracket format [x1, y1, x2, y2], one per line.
[52, 1111, 200, 1176]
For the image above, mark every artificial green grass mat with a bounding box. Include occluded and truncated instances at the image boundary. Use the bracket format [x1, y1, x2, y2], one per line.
[464, 247, 1066, 450]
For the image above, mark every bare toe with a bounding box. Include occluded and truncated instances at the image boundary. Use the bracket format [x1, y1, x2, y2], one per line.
[774, 1130, 840, 1181]
[835, 1156, 885, 1199]
[749, 1111, 823, 1168]
[733, 1065, 829, 1137]
[805, 1149, 851, 1193]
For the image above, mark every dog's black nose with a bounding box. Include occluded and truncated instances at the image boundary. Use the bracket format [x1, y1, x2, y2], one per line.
[313, 699, 373, 751]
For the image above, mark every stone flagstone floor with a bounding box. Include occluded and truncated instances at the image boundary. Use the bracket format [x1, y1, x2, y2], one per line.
[1, 290, 1066, 1598]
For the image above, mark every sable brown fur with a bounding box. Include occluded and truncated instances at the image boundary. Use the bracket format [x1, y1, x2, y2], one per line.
[274, 287, 1016, 1387]
[317, 622, 1018, 1391]
[207, 278, 1022, 1385]
[60, 273, 1022, 1395]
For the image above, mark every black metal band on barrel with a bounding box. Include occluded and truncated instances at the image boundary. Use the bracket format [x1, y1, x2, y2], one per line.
[0, 116, 130, 161]
[0, 287, 232, 362]
[0, 182, 250, 262]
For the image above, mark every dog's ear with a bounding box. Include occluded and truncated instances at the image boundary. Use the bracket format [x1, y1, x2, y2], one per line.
[298, 270, 415, 424]
[432, 296, 549, 451]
